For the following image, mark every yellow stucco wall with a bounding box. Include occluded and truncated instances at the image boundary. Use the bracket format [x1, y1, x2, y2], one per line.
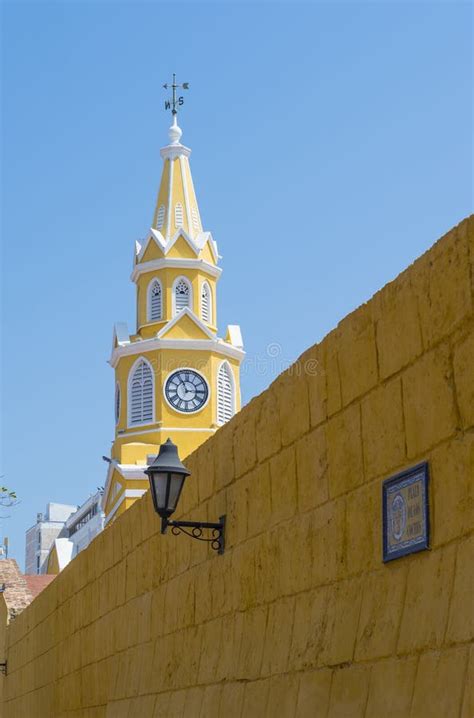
[2, 217, 473, 717]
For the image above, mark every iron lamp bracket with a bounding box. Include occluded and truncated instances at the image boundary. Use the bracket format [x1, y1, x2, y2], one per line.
[161, 515, 226, 554]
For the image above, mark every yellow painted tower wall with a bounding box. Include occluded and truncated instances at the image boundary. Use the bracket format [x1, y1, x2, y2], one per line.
[113, 352, 241, 459]
[136, 267, 218, 336]
[1, 217, 473, 717]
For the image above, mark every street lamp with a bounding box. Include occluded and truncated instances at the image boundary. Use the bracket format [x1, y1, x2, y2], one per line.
[145, 439, 226, 554]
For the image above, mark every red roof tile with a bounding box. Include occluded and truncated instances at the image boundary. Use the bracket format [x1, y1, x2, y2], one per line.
[24, 574, 55, 598]
[0, 560, 55, 620]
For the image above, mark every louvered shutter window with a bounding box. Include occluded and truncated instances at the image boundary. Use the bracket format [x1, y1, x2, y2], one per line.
[156, 205, 165, 230]
[175, 278, 190, 314]
[115, 383, 121, 424]
[192, 206, 200, 230]
[217, 362, 234, 425]
[149, 280, 162, 321]
[175, 203, 184, 228]
[201, 282, 211, 323]
[129, 360, 153, 425]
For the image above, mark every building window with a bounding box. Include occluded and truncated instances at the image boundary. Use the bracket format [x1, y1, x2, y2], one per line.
[37, 532, 41, 549]
[156, 204, 165, 230]
[173, 277, 191, 315]
[192, 206, 200, 230]
[148, 279, 163, 322]
[129, 358, 154, 426]
[115, 383, 121, 425]
[201, 282, 212, 323]
[175, 203, 184, 228]
[36, 556, 40, 574]
[69, 504, 99, 536]
[217, 361, 235, 425]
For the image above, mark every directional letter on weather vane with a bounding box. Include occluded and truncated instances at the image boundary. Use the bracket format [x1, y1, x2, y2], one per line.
[163, 73, 190, 115]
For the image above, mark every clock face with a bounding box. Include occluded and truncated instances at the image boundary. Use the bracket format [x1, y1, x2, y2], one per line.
[164, 369, 209, 413]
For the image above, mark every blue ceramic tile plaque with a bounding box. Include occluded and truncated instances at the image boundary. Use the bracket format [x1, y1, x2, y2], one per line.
[382, 463, 430, 562]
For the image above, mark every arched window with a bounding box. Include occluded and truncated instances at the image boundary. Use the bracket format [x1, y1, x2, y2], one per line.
[148, 279, 162, 322]
[217, 361, 235, 425]
[115, 383, 121, 425]
[201, 282, 212, 323]
[129, 359, 154, 425]
[156, 205, 165, 230]
[175, 203, 184, 228]
[174, 277, 191, 315]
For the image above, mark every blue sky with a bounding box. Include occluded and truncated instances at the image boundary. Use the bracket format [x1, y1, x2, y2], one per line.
[1, 1, 472, 567]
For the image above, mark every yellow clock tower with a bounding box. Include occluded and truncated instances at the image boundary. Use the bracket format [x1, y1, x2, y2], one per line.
[102, 87, 244, 523]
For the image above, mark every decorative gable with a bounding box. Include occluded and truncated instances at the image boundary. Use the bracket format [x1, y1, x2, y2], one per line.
[141, 239, 164, 263]
[157, 307, 215, 341]
[166, 236, 198, 260]
[199, 241, 217, 265]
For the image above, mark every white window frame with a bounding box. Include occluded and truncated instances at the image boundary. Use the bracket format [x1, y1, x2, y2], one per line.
[115, 382, 121, 425]
[201, 281, 212, 324]
[172, 276, 193, 316]
[156, 204, 166, 230]
[175, 202, 184, 229]
[216, 360, 236, 426]
[147, 277, 163, 322]
[127, 356, 155, 428]
[191, 205, 200, 230]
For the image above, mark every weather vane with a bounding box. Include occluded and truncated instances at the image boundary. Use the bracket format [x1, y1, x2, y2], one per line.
[163, 73, 189, 116]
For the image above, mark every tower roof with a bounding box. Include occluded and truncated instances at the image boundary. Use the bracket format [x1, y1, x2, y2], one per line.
[151, 117, 203, 241]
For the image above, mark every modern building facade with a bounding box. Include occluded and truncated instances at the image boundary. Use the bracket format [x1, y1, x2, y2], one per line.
[45, 490, 105, 574]
[102, 112, 244, 523]
[25, 492, 105, 575]
[24, 503, 77, 575]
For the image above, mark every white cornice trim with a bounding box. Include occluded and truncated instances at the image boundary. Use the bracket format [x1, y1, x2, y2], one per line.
[157, 307, 215, 340]
[154, 426, 216, 433]
[166, 158, 173, 239]
[115, 425, 216, 440]
[160, 143, 191, 161]
[112, 322, 131, 350]
[104, 487, 147, 524]
[102, 461, 116, 511]
[136, 228, 219, 266]
[109, 336, 245, 368]
[115, 465, 148, 479]
[105, 494, 122, 523]
[131, 257, 222, 283]
[180, 155, 194, 239]
[226, 324, 244, 349]
[102, 461, 148, 512]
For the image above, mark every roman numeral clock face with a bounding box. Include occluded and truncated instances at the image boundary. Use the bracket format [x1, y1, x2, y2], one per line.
[164, 369, 209, 413]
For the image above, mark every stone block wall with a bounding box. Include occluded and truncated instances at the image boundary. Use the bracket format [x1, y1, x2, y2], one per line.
[2, 216, 473, 717]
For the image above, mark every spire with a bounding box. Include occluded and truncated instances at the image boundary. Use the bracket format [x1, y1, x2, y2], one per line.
[151, 74, 203, 240]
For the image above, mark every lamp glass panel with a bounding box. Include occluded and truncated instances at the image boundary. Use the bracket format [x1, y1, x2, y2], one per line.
[151, 472, 169, 510]
[167, 472, 186, 512]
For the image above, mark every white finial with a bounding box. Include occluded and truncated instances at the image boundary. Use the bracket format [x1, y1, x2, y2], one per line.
[168, 115, 182, 145]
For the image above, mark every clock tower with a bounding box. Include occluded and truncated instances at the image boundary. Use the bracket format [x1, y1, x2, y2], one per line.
[102, 86, 244, 523]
